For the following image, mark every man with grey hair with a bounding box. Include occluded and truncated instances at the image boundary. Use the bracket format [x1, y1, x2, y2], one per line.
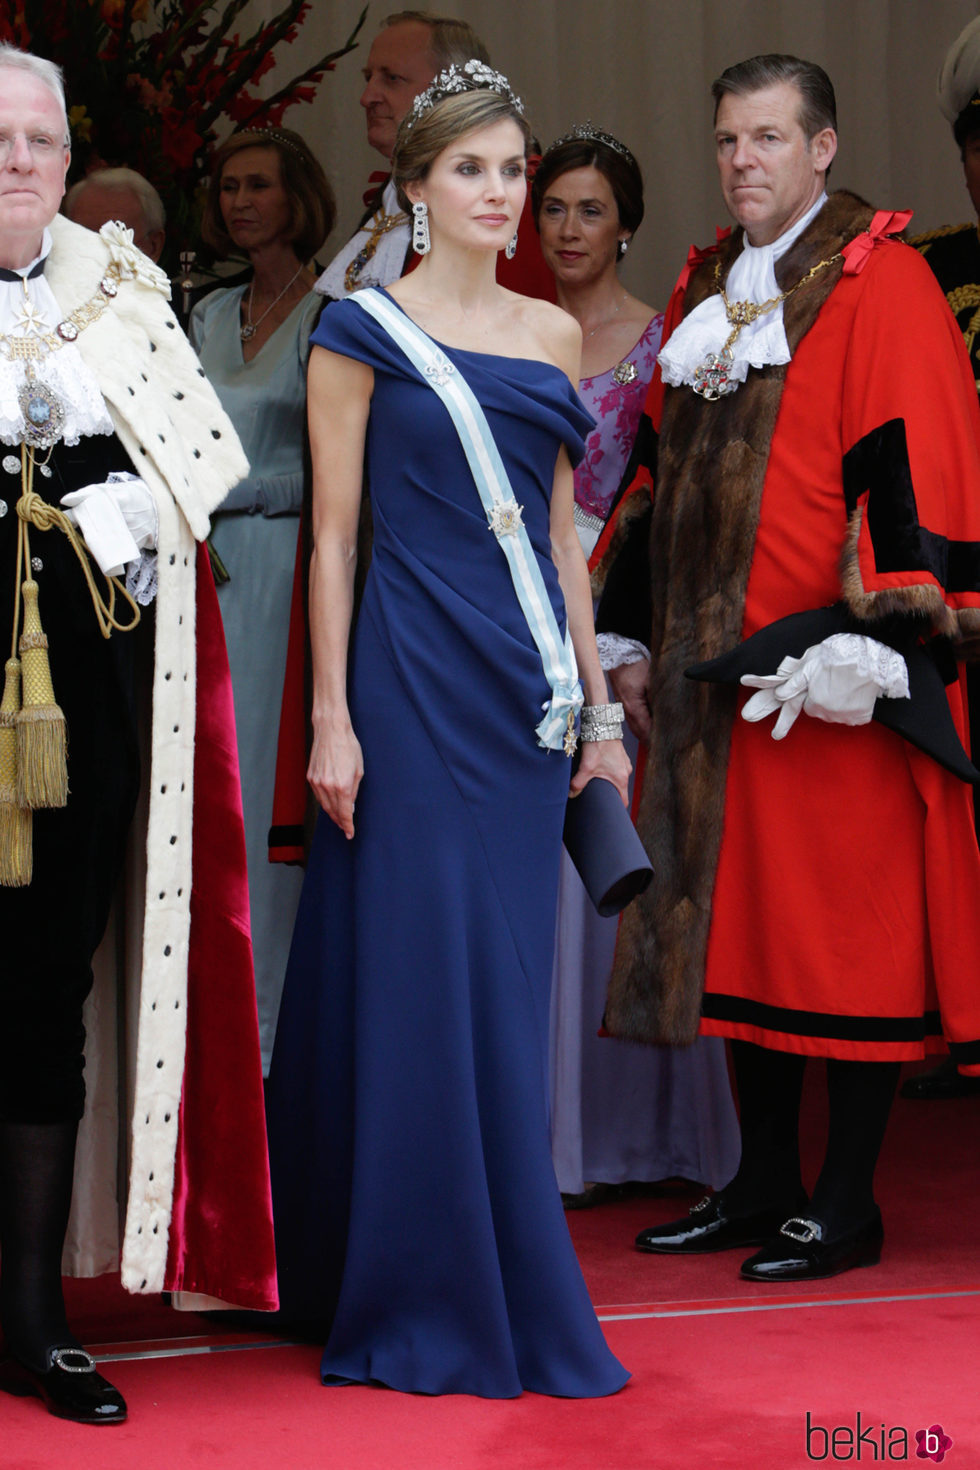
[316, 11, 488, 297]
[596, 53, 980, 1282]
[65, 167, 166, 263]
[315, 10, 551, 299]
[0, 42, 274, 1425]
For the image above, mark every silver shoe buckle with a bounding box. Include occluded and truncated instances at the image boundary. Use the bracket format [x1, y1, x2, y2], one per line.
[690, 1195, 714, 1215]
[779, 1216, 820, 1244]
[49, 1347, 97, 1375]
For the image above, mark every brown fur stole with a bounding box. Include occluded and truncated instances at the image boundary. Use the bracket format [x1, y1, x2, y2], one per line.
[603, 191, 876, 1046]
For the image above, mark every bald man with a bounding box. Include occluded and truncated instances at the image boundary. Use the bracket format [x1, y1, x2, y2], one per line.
[65, 167, 165, 263]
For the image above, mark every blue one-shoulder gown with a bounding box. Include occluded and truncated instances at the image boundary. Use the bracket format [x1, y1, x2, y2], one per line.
[265, 292, 629, 1399]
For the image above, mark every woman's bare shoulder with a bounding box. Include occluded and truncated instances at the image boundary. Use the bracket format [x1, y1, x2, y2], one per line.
[516, 294, 579, 342]
[516, 296, 580, 378]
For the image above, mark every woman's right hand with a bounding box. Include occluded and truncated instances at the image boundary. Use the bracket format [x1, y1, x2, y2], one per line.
[307, 720, 364, 839]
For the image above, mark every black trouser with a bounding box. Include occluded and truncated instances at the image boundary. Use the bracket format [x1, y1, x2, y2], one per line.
[0, 436, 144, 1123]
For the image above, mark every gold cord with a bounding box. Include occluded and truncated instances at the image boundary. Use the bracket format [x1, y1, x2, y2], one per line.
[14, 447, 141, 642]
[10, 473, 24, 662]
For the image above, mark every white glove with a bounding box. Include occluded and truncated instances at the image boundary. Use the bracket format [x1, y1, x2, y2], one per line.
[61, 474, 158, 578]
[740, 633, 910, 741]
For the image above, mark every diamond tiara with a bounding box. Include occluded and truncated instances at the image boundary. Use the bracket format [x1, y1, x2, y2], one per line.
[403, 59, 524, 133]
[231, 128, 307, 160]
[545, 122, 636, 166]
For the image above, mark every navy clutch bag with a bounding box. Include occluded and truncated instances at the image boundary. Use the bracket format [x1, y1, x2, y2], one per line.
[563, 776, 654, 917]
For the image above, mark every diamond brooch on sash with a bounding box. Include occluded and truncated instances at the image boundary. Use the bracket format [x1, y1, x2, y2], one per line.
[488, 500, 524, 538]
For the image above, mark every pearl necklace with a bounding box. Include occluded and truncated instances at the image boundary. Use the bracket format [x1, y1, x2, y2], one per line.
[240, 264, 305, 342]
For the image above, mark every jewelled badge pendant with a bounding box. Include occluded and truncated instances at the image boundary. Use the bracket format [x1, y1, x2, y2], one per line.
[17, 370, 66, 449]
[692, 351, 738, 400]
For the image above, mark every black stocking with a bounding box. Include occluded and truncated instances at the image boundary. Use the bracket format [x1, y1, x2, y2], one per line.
[808, 1059, 900, 1235]
[0, 1119, 80, 1370]
[722, 1041, 807, 1213]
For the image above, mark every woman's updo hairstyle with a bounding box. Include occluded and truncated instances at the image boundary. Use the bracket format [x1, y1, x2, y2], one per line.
[392, 61, 533, 213]
[532, 124, 644, 251]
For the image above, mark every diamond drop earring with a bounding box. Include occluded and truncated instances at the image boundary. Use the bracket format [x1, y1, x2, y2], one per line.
[412, 200, 431, 256]
[505, 229, 518, 260]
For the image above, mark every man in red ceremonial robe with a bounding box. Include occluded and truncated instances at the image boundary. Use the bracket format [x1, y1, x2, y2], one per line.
[595, 54, 980, 1282]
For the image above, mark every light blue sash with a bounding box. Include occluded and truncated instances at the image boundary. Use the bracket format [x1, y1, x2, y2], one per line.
[350, 287, 582, 753]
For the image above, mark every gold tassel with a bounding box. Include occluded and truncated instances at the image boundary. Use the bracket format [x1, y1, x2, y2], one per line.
[0, 657, 31, 886]
[16, 579, 67, 809]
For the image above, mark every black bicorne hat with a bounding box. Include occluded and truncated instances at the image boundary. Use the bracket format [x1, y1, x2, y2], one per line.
[686, 603, 979, 784]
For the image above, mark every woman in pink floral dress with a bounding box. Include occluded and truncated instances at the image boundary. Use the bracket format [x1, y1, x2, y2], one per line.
[534, 127, 739, 1203]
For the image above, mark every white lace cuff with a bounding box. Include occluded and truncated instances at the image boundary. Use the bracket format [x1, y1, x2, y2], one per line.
[597, 632, 650, 671]
[126, 549, 158, 606]
[820, 633, 909, 699]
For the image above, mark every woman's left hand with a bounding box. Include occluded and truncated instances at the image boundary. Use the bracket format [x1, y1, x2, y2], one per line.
[568, 738, 632, 806]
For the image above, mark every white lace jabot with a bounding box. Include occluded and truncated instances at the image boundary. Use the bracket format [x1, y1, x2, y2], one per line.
[315, 179, 410, 299]
[659, 193, 828, 390]
[0, 227, 114, 447]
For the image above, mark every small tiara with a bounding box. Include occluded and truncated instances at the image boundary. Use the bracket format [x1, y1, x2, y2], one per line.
[403, 59, 524, 133]
[545, 122, 636, 166]
[232, 128, 306, 160]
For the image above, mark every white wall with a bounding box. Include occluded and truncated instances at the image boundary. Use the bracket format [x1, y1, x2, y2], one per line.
[234, 0, 980, 306]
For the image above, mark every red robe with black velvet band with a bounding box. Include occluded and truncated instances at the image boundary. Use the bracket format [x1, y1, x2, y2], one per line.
[603, 194, 980, 1075]
[701, 232, 980, 1068]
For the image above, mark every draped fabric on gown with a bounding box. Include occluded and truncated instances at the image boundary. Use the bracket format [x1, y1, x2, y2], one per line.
[265, 292, 628, 1399]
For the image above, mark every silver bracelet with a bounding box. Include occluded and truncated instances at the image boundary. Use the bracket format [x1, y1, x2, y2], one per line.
[579, 701, 624, 742]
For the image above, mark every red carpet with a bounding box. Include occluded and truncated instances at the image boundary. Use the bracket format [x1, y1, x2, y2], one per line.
[3, 1068, 978, 1468]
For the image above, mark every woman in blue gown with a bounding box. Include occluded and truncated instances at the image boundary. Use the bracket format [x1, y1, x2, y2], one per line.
[265, 63, 631, 1399]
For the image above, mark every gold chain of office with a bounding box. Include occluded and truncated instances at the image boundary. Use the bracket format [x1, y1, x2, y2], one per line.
[691, 248, 844, 400]
[713, 248, 844, 357]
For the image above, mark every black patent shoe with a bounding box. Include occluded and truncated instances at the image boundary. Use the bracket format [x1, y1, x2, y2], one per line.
[634, 1191, 808, 1254]
[739, 1210, 883, 1282]
[0, 1346, 128, 1424]
[900, 1059, 980, 1100]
